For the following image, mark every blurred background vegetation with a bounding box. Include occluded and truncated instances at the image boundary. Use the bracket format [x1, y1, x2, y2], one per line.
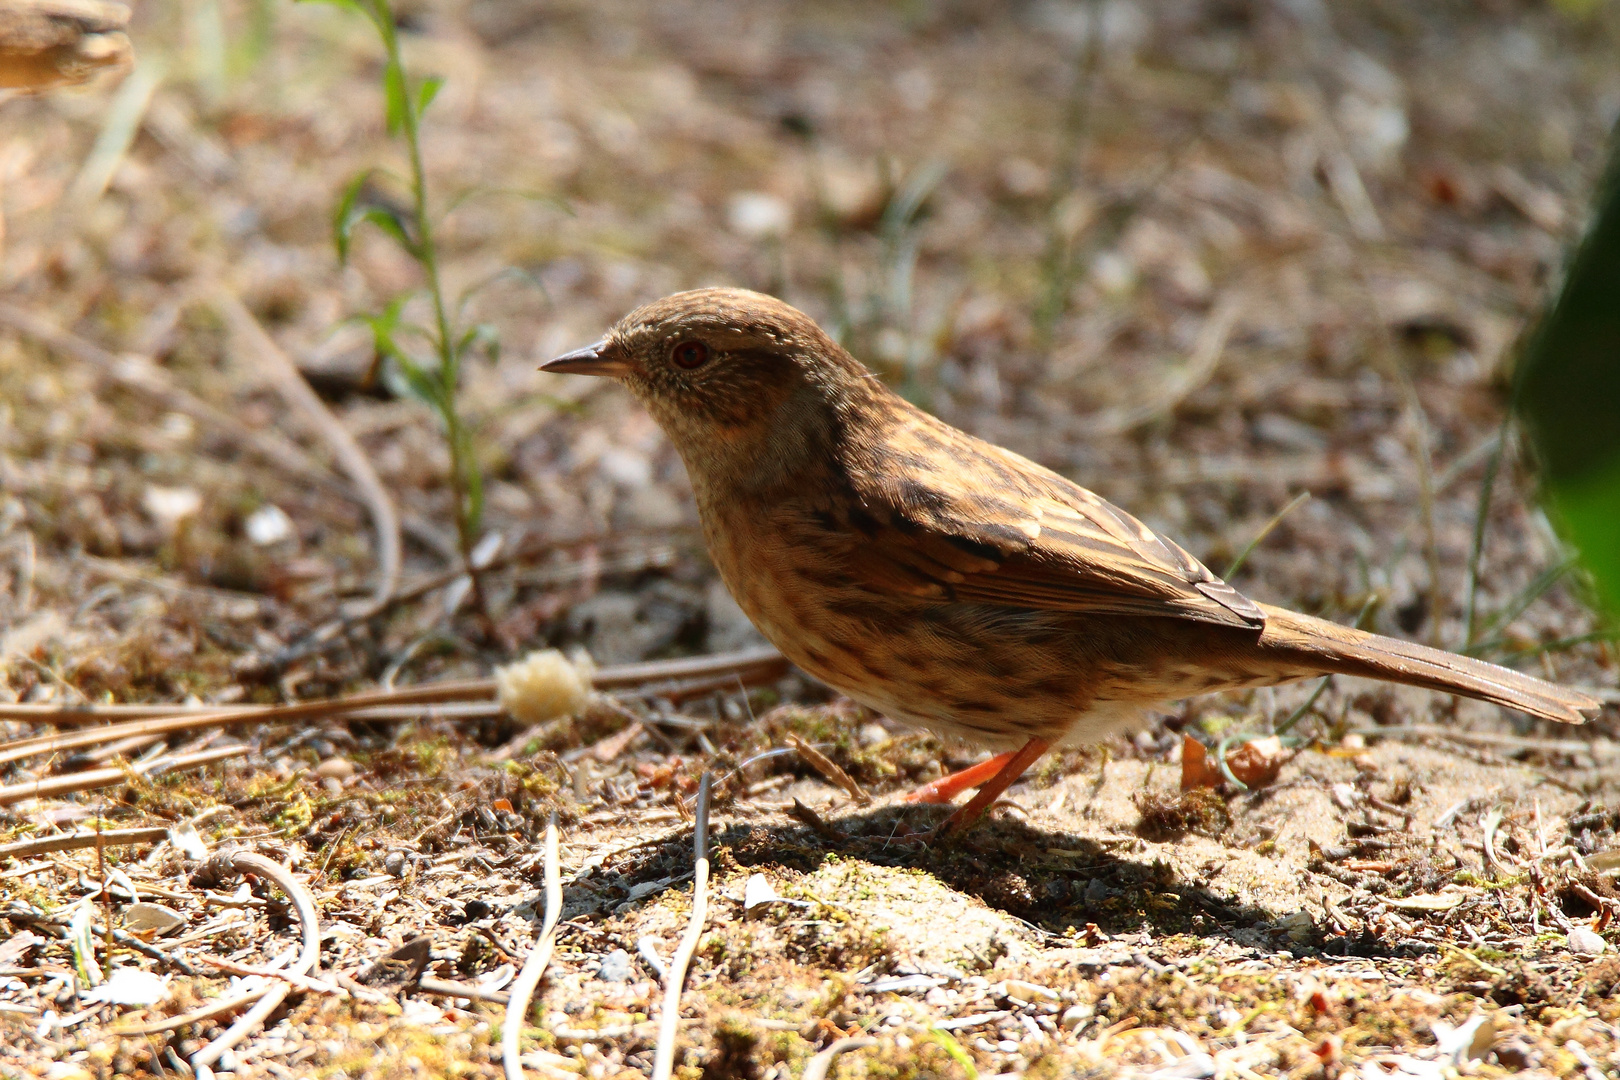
[1517, 138, 1620, 622]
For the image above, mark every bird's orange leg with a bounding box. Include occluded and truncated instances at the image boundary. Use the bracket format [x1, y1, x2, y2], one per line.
[932, 737, 1054, 836]
[904, 750, 1021, 805]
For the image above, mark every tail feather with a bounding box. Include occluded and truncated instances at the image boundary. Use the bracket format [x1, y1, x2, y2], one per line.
[1256, 604, 1601, 725]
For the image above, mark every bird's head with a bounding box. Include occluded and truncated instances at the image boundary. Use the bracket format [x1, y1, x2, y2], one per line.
[542, 288, 881, 490]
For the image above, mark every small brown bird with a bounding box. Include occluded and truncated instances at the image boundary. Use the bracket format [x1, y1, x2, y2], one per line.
[544, 288, 1601, 834]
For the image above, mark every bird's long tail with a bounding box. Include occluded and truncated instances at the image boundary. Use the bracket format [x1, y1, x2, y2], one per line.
[1255, 603, 1601, 725]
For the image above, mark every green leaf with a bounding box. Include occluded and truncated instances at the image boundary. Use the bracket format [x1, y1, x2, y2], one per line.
[391, 351, 445, 411]
[443, 185, 574, 217]
[1515, 134, 1620, 619]
[294, 0, 365, 13]
[384, 59, 409, 135]
[336, 179, 421, 260]
[456, 323, 500, 363]
[455, 423, 484, 537]
[361, 206, 418, 255]
[332, 172, 369, 263]
[417, 75, 444, 117]
[361, 295, 430, 399]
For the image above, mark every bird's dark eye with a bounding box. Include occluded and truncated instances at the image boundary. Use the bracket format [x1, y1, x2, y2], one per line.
[671, 340, 710, 370]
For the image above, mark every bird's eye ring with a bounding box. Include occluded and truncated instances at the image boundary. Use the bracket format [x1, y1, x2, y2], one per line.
[671, 340, 710, 370]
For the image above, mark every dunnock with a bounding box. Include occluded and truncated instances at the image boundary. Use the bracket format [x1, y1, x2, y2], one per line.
[544, 289, 1600, 834]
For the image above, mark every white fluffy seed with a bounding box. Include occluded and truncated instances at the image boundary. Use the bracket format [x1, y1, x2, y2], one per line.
[495, 649, 596, 725]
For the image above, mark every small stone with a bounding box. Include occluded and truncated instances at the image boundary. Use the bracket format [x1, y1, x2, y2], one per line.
[1001, 979, 1059, 1003]
[82, 966, 169, 1006]
[998, 157, 1050, 199]
[858, 722, 891, 748]
[743, 873, 782, 914]
[384, 852, 408, 878]
[1568, 927, 1606, 956]
[727, 192, 791, 239]
[596, 949, 634, 982]
[1275, 910, 1315, 942]
[124, 902, 185, 935]
[244, 504, 294, 545]
[315, 757, 355, 780]
[1492, 1038, 1538, 1070]
[1061, 1004, 1093, 1031]
[142, 485, 201, 531]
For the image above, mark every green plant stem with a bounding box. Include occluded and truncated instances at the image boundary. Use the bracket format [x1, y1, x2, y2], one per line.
[1273, 675, 1332, 737]
[1223, 491, 1311, 579]
[1464, 555, 1578, 657]
[1492, 628, 1618, 664]
[364, 0, 490, 624]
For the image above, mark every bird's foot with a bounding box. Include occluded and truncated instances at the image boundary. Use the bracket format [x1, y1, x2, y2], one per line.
[899, 738, 1055, 838]
[903, 751, 1019, 805]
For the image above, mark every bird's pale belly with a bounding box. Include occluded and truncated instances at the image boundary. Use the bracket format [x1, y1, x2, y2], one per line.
[714, 555, 1207, 747]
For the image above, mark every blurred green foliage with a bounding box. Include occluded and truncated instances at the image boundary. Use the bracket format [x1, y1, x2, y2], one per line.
[1515, 133, 1620, 619]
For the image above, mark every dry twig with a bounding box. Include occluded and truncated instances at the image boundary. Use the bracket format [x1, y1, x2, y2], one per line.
[1084, 291, 1244, 434]
[113, 849, 320, 1059]
[652, 772, 711, 1080]
[503, 814, 562, 1080]
[0, 744, 245, 807]
[190, 851, 322, 1077]
[418, 976, 512, 1006]
[785, 733, 869, 804]
[0, 825, 169, 859]
[212, 288, 402, 607]
[0, 646, 788, 768]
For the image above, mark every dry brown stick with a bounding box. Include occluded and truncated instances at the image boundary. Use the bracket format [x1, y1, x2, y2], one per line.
[785, 733, 869, 804]
[0, 744, 246, 806]
[0, 684, 484, 766]
[652, 772, 711, 1080]
[197, 956, 346, 997]
[113, 851, 320, 1058]
[418, 975, 513, 1006]
[503, 814, 561, 1080]
[0, 298, 346, 498]
[0, 646, 787, 766]
[69, 732, 165, 765]
[0, 825, 169, 859]
[0, 702, 241, 721]
[212, 288, 402, 607]
[191, 851, 321, 1075]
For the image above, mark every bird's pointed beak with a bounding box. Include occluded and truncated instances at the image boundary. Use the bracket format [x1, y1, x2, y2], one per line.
[540, 339, 631, 378]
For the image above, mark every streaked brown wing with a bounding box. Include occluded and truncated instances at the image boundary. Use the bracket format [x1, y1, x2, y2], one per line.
[833, 415, 1266, 630]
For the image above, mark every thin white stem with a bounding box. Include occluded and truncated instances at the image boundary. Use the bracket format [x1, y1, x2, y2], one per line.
[503, 816, 562, 1080]
[652, 773, 711, 1080]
